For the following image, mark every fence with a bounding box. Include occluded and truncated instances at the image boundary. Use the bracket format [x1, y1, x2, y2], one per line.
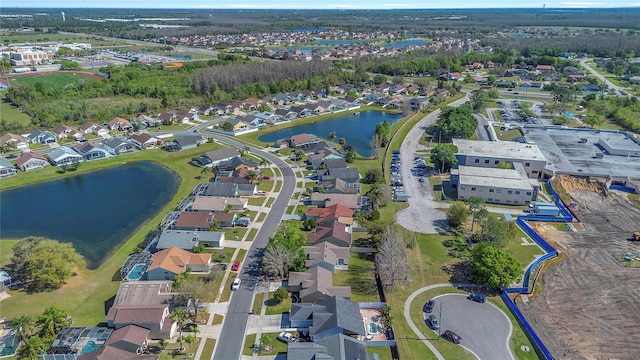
[500, 291, 554, 360]
[609, 184, 638, 193]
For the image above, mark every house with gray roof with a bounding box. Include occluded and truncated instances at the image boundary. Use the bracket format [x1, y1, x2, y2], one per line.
[102, 137, 136, 155]
[287, 333, 367, 360]
[289, 296, 365, 340]
[288, 266, 351, 303]
[27, 130, 56, 144]
[73, 142, 112, 161]
[318, 178, 359, 195]
[274, 108, 298, 120]
[155, 229, 225, 251]
[0, 157, 17, 177]
[215, 156, 258, 172]
[303, 242, 350, 271]
[317, 167, 360, 184]
[105, 324, 151, 354]
[204, 182, 238, 197]
[192, 148, 240, 168]
[48, 146, 83, 166]
[253, 112, 280, 125]
[163, 136, 204, 152]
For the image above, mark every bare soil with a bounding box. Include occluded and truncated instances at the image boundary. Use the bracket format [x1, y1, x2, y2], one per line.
[520, 189, 640, 360]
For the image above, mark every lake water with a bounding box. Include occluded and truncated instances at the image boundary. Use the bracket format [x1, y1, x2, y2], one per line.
[258, 110, 403, 156]
[0, 161, 179, 269]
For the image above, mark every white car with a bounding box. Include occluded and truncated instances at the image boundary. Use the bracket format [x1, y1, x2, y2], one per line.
[231, 278, 241, 291]
[277, 332, 294, 343]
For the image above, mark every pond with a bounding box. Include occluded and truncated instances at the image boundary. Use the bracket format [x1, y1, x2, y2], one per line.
[0, 161, 179, 269]
[258, 111, 403, 156]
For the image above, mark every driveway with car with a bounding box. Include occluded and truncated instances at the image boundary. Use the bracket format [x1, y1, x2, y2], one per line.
[428, 293, 514, 360]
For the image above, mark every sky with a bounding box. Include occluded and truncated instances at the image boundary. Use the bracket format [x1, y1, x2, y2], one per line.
[2, 0, 640, 9]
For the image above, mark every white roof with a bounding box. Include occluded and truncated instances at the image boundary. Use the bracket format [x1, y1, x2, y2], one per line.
[456, 165, 538, 190]
[453, 139, 546, 162]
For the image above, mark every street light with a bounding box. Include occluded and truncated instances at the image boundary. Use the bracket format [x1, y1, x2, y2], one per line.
[438, 302, 443, 339]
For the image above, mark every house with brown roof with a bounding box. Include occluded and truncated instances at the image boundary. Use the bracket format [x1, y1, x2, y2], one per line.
[53, 124, 77, 139]
[157, 112, 174, 123]
[78, 344, 159, 360]
[173, 211, 214, 231]
[306, 221, 352, 248]
[243, 97, 262, 110]
[288, 266, 351, 303]
[0, 133, 29, 150]
[277, 133, 319, 148]
[130, 133, 162, 149]
[310, 193, 359, 209]
[16, 151, 48, 172]
[146, 247, 212, 280]
[303, 242, 350, 271]
[108, 117, 133, 132]
[305, 204, 354, 226]
[106, 304, 175, 340]
[105, 324, 150, 354]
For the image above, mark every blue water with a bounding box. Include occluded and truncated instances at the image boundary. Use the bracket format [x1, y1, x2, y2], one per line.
[369, 322, 379, 334]
[564, 112, 575, 118]
[81, 341, 102, 354]
[258, 111, 403, 157]
[127, 263, 147, 281]
[0, 161, 179, 269]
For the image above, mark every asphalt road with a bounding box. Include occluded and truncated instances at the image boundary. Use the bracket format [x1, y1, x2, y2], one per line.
[173, 132, 297, 360]
[580, 58, 624, 96]
[428, 294, 514, 360]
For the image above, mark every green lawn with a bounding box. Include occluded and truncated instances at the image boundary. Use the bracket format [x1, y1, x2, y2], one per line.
[505, 227, 545, 269]
[246, 228, 258, 242]
[222, 228, 248, 241]
[1, 33, 127, 46]
[200, 338, 216, 360]
[247, 197, 266, 206]
[332, 253, 378, 302]
[494, 127, 523, 141]
[266, 197, 275, 207]
[252, 292, 264, 314]
[1, 95, 31, 127]
[207, 247, 236, 263]
[0, 239, 20, 268]
[243, 332, 288, 356]
[10, 72, 99, 89]
[265, 292, 292, 315]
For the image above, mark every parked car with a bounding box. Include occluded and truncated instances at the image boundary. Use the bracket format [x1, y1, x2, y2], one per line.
[181, 323, 198, 331]
[426, 315, 439, 330]
[213, 263, 228, 271]
[262, 176, 271, 180]
[231, 278, 241, 291]
[467, 293, 486, 303]
[277, 332, 295, 343]
[444, 330, 462, 344]
[231, 260, 240, 271]
[392, 150, 401, 155]
[422, 299, 435, 313]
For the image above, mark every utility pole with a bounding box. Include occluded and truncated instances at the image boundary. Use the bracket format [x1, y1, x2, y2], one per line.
[438, 302, 442, 338]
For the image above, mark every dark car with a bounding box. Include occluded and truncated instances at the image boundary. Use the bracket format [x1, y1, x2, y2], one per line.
[426, 315, 439, 330]
[213, 263, 228, 271]
[422, 300, 435, 313]
[182, 323, 198, 331]
[444, 330, 462, 344]
[468, 293, 486, 303]
[392, 150, 401, 155]
[231, 260, 240, 271]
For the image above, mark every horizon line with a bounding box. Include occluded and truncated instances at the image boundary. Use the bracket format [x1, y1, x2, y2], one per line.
[1, 6, 640, 10]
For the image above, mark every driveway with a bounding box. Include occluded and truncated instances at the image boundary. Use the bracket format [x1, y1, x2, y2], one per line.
[429, 294, 514, 360]
[395, 94, 469, 234]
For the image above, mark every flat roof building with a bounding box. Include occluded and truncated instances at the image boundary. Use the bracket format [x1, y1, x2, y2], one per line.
[451, 163, 539, 205]
[453, 139, 547, 179]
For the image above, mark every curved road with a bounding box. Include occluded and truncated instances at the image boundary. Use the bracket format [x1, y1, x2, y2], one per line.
[404, 285, 514, 360]
[580, 58, 624, 96]
[177, 132, 297, 360]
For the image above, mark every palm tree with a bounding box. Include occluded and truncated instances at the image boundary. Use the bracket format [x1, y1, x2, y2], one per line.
[338, 138, 346, 147]
[367, 183, 385, 211]
[37, 307, 70, 338]
[259, 158, 268, 169]
[245, 170, 259, 184]
[12, 315, 35, 340]
[328, 131, 337, 145]
[18, 335, 46, 360]
[184, 335, 196, 356]
[171, 308, 189, 352]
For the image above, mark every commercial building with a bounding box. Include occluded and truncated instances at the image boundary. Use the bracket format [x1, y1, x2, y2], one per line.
[451, 163, 539, 205]
[453, 139, 547, 179]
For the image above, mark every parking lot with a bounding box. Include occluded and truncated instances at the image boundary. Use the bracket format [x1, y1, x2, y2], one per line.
[424, 294, 514, 360]
[521, 188, 640, 359]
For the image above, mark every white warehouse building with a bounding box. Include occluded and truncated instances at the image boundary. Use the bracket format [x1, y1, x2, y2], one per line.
[453, 139, 547, 179]
[451, 163, 540, 205]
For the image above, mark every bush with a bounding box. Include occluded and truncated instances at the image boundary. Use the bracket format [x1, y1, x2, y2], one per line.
[273, 286, 289, 304]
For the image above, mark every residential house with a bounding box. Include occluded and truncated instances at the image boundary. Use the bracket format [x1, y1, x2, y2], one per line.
[27, 130, 56, 144]
[173, 109, 196, 123]
[78, 344, 160, 360]
[290, 105, 313, 118]
[308, 149, 344, 170]
[306, 221, 352, 248]
[316, 167, 360, 184]
[215, 156, 258, 173]
[299, 141, 334, 154]
[303, 242, 350, 271]
[0, 157, 17, 177]
[317, 178, 359, 194]
[204, 182, 238, 197]
[173, 211, 214, 231]
[289, 296, 365, 340]
[79, 122, 98, 135]
[53, 124, 80, 140]
[48, 327, 114, 357]
[274, 108, 298, 120]
[243, 97, 262, 110]
[155, 231, 224, 252]
[192, 148, 240, 168]
[197, 105, 214, 116]
[105, 324, 151, 355]
[343, 96, 361, 106]
[157, 112, 174, 124]
[15, 151, 48, 172]
[305, 204, 354, 227]
[290, 133, 319, 147]
[253, 112, 280, 125]
[73, 141, 112, 161]
[106, 304, 175, 339]
[47, 146, 83, 166]
[287, 333, 367, 360]
[102, 137, 136, 155]
[92, 125, 109, 137]
[146, 246, 212, 278]
[190, 195, 247, 213]
[310, 193, 359, 209]
[163, 136, 204, 152]
[330, 99, 349, 111]
[112, 281, 174, 307]
[409, 97, 429, 111]
[213, 103, 232, 116]
[288, 266, 352, 303]
[236, 183, 257, 196]
[130, 133, 162, 150]
[0, 133, 29, 150]
[133, 115, 161, 129]
[536, 64, 555, 72]
[108, 117, 133, 132]
[210, 212, 236, 228]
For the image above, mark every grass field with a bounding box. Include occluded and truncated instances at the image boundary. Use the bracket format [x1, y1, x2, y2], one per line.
[0, 95, 31, 127]
[9, 72, 98, 89]
[1, 33, 126, 46]
[0, 239, 20, 268]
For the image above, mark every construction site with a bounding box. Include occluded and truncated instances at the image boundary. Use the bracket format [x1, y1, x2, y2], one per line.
[519, 176, 640, 359]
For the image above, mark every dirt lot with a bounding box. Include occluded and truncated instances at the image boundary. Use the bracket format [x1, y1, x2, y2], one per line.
[520, 189, 640, 360]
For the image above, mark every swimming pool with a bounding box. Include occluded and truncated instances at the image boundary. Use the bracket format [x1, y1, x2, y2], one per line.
[126, 264, 147, 281]
[564, 112, 575, 118]
[82, 341, 102, 354]
[368, 322, 379, 334]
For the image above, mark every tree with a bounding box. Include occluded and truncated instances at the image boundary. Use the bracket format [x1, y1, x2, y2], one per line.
[328, 131, 337, 144]
[12, 315, 35, 340]
[436, 104, 477, 140]
[430, 144, 458, 173]
[171, 308, 190, 352]
[221, 121, 234, 132]
[375, 227, 409, 289]
[363, 168, 383, 184]
[260, 333, 274, 351]
[18, 335, 47, 360]
[366, 183, 387, 210]
[11, 237, 85, 292]
[470, 243, 521, 288]
[303, 219, 317, 231]
[259, 158, 269, 169]
[344, 148, 356, 163]
[262, 244, 295, 279]
[470, 89, 489, 111]
[497, 161, 513, 169]
[447, 201, 470, 228]
[466, 197, 487, 232]
[245, 170, 259, 184]
[37, 307, 70, 338]
[474, 216, 517, 248]
[176, 277, 212, 315]
[200, 166, 216, 181]
[184, 335, 196, 356]
[273, 286, 289, 304]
